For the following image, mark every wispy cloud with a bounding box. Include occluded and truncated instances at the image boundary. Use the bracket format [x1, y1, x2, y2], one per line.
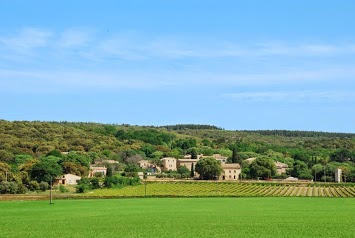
[57, 29, 94, 48]
[0, 68, 176, 93]
[0, 28, 52, 54]
[1, 66, 355, 94]
[1, 27, 355, 61]
[1, 27, 355, 93]
[223, 90, 354, 103]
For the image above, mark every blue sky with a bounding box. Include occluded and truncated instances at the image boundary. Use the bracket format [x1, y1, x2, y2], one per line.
[0, 0, 354, 132]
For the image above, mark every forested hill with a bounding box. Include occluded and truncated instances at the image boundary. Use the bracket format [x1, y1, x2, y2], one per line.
[0, 120, 354, 166]
[241, 130, 355, 139]
[1, 120, 355, 186]
[160, 124, 223, 130]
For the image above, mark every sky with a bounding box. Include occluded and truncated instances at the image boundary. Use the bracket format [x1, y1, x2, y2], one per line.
[0, 0, 354, 132]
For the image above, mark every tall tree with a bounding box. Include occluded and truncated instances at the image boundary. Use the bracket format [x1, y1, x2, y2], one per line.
[30, 160, 63, 183]
[195, 157, 222, 180]
[177, 166, 190, 178]
[249, 157, 276, 179]
[190, 163, 195, 178]
[190, 149, 198, 160]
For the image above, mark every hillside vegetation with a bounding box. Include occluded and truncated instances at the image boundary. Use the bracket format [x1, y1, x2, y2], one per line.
[0, 120, 355, 194]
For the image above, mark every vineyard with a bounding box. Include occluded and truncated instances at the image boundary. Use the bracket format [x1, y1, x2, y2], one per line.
[81, 181, 355, 198]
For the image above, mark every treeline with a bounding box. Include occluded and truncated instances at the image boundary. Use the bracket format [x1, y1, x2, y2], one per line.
[116, 129, 175, 145]
[243, 130, 355, 138]
[161, 124, 222, 130]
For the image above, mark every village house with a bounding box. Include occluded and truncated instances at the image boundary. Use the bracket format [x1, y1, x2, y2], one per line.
[220, 163, 241, 181]
[184, 154, 204, 160]
[161, 157, 177, 171]
[210, 154, 228, 164]
[138, 160, 161, 173]
[275, 161, 288, 174]
[198, 154, 228, 164]
[53, 174, 81, 186]
[138, 159, 150, 169]
[89, 165, 107, 177]
[177, 158, 199, 170]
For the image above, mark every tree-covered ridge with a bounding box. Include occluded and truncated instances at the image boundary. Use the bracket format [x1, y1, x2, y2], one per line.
[1, 120, 355, 160]
[0, 120, 122, 159]
[161, 124, 222, 130]
[242, 130, 355, 138]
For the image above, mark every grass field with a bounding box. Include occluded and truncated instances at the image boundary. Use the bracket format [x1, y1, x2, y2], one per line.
[1, 197, 355, 238]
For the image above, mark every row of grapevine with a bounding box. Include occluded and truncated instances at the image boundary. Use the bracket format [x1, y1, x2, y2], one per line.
[82, 182, 355, 198]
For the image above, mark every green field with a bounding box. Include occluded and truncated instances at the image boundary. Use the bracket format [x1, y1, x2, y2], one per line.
[1, 197, 355, 238]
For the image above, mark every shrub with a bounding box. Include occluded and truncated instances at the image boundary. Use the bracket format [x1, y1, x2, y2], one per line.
[0, 181, 18, 194]
[104, 175, 140, 188]
[17, 184, 28, 194]
[321, 176, 334, 182]
[76, 178, 91, 193]
[59, 185, 69, 193]
[90, 178, 101, 189]
[156, 173, 167, 178]
[76, 184, 89, 193]
[28, 181, 40, 191]
[124, 172, 138, 177]
[272, 173, 288, 179]
[39, 181, 49, 191]
[94, 172, 103, 178]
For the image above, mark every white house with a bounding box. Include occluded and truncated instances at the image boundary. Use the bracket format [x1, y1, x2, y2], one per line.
[54, 174, 81, 185]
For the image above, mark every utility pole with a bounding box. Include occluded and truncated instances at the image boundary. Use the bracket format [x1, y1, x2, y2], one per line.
[324, 166, 326, 183]
[50, 176, 53, 205]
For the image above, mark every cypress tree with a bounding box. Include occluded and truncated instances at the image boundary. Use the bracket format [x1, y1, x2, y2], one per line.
[232, 147, 238, 163]
[190, 163, 195, 178]
[190, 149, 198, 160]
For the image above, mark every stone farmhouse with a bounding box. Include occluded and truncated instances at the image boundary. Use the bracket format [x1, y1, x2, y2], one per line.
[275, 161, 288, 174]
[177, 159, 199, 170]
[138, 159, 161, 173]
[159, 154, 241, 181]
[220, 164, 241, 180]
[89, 165, 107, 177]
[208, 154, 228, 164]
[183, 154, 204, 159]
[54, 174, 81, 186]
[161, 157, 177, 171]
